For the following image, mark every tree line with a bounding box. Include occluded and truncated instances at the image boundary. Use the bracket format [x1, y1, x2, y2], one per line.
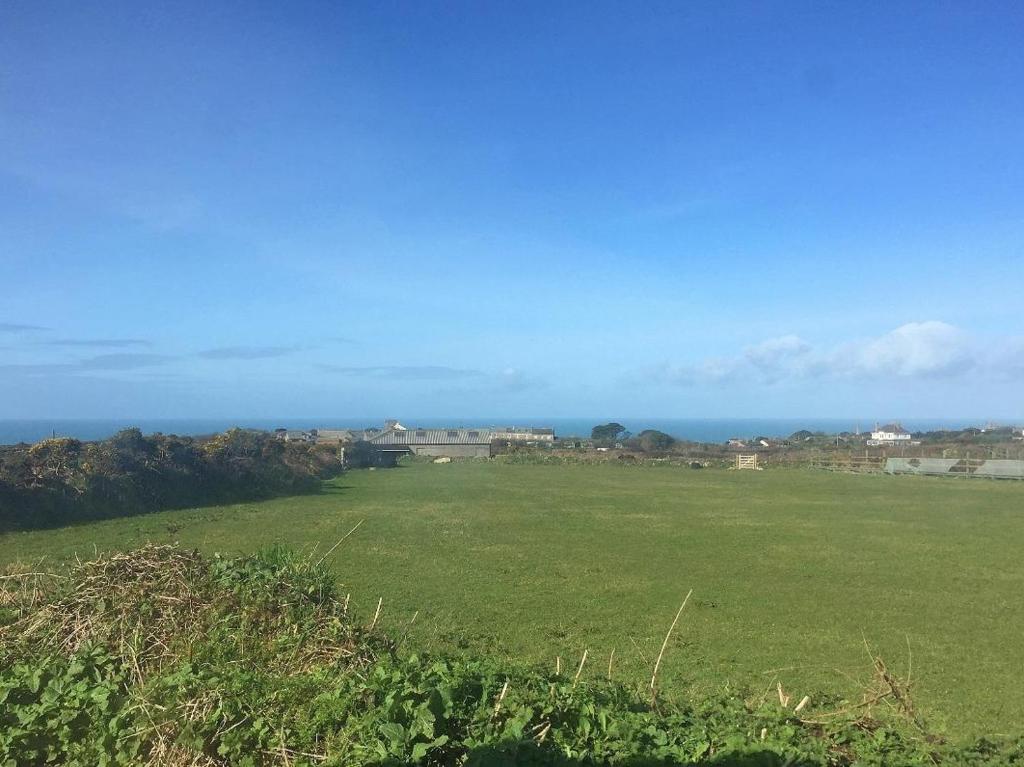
[0, 428, 342, 532]
[591, 422, 678, 452]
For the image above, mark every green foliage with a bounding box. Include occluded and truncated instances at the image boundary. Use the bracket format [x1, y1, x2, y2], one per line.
[3, 545, 1022, 765]
[0, 648, 139, 766]
[590, 423, 629, 446]
[345, 439, 396, 468]
[630, 430, 677, 453]
[0, 428, 342, 532]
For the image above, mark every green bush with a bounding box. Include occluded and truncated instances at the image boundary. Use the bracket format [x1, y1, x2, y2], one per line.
[0, 429, 342, 532]
[2, 546, 1022, 765]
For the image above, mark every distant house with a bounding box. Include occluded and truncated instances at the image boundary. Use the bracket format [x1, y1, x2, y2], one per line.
[726, 438, 747, 448]
[868, 423, 912, 445]
[369, 427, 493, 459]
[312, 429, 363, 446]
[491, 426, 555, 443]
[556, 437, 591, 449]
[274, 428, 314, 443]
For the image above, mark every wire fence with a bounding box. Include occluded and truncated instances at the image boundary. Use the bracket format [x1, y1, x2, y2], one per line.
[811, 455, 1024, 479]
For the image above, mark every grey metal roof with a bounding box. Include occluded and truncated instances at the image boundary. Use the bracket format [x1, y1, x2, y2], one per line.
[369, 428, 493, 445]
[315, 429, 357, 438]
[877, 423, 909, 434]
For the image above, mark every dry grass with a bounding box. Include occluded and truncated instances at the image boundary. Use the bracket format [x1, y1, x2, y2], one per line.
[2, 545, 213, 680]
[0, 544, 391, 766]
[5, 544, 385, 680]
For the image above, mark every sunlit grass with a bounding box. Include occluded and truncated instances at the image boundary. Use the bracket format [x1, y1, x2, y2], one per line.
[3, 460, 1022, 739]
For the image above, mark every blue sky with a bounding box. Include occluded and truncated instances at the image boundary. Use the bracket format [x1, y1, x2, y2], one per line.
[1, 1, 1022, 420]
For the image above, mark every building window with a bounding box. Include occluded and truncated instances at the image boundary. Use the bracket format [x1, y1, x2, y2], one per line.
[468, 431, 479, 439]
[447, 430, 458, 438]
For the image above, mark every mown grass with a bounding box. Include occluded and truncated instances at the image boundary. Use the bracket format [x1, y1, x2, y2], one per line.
[2, 461, 1022, 740]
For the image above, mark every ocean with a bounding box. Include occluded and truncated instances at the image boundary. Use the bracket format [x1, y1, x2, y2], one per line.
[0, 417, 983, 446]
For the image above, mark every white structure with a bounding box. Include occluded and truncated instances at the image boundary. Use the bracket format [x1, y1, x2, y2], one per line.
[869, 423, 912, 444]
[735, 454, 761, 470]
[369, 427, 493, 458]
[490, 426, 555, 443]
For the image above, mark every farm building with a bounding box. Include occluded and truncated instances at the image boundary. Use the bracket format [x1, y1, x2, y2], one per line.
[274, 429, 314, 443]
[490, 427, 555, 443]
[869, 423, 912, 445]
[311, 429, 365, 446]
[369, 427, 493, 459]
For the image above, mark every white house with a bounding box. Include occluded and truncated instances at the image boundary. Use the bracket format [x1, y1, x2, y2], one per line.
[869, 423, 912, 444]
[490, 426, 555, 443]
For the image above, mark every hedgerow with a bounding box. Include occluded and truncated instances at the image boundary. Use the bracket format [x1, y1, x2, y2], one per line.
[2, 546, 1021, 766]
[0, 429, 342, 532]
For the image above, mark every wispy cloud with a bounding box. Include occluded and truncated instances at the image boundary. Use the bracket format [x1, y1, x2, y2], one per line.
[39, 338, 151, 348]
[6, 161, 204, 233]
[494, 367, 546, 392]
[0, 323, 49, 332]
[0, 363, 76, 376]
[78, 353, 173, 370]
[317, 364, 484, 380]
[197, 346, 302, 360]
[0, 353, 172, 376]
[120, 195, 203, 232]
[639, 321, 1020, 387]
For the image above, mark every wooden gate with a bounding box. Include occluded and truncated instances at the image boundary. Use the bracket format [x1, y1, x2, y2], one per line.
[736, 454, 759, 470]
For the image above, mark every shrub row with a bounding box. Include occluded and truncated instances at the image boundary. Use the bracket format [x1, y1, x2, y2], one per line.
[0, 428, 342, 532]
[2, 545, 1021, 765]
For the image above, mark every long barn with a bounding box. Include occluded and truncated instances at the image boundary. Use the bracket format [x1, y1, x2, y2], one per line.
[368, 427, 493, 458]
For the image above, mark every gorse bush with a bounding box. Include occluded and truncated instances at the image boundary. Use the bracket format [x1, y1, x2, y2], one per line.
[0, 428, 342, 531]
[2, 546, 1022, 765]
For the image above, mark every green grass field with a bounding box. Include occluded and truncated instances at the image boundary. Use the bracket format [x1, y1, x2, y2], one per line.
[2, 461, 1022, 740]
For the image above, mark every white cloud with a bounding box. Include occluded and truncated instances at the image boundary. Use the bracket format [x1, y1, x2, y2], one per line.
[743, 334, 814, 381]
[496, 367, 545, 392]
[834, 321, 974, 378]
[644, 321, 1020, 387]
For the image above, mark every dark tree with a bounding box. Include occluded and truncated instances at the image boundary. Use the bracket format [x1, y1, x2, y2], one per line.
[591, 422, 628, 446]
[634, 429, 676, 452]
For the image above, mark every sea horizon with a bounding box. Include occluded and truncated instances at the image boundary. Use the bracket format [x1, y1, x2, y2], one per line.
[0, 416, 1009, 447]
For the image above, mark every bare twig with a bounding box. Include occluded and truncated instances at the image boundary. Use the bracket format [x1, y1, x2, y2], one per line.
[367, 597, 383, 632]
[628, 635, 649, 665]
[492, 680, 509, 717]
[395, 610, 419, 649]
[573, 649, 588, 686]
[314, 519, 365, 567]
[650, 589, 693, 691]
